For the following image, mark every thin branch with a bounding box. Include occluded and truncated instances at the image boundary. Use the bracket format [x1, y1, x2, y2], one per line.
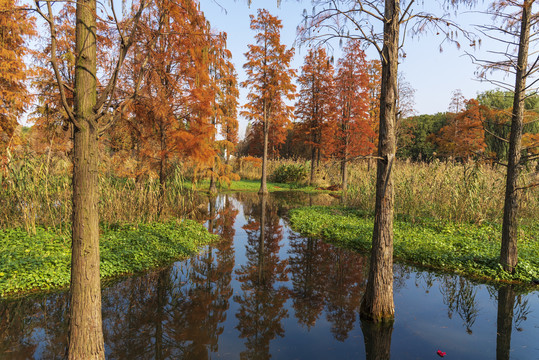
[483, 126, 510, 143]
[515, 182, 539, 191]
[399, 0, 416, 25]
[94, 0, 147, 118]
[35, 0, 79, 128]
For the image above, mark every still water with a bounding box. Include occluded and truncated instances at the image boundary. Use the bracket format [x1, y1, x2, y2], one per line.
[1, 192, 538, 359]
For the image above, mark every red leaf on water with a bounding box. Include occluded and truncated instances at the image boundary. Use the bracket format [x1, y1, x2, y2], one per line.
[437, 349, 447, 357]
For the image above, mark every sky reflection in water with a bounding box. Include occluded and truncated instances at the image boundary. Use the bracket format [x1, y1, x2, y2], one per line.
[1, 192, 538, 359]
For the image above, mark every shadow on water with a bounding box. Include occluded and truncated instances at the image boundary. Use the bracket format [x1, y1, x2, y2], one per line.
[1, 192, 538, 359]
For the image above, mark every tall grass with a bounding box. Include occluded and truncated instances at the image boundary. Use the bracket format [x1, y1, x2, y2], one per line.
[2, 150, 537, 229]
[0, 152, 199, 230]
[232, 157, 538, 224]
[346, 159, 538, 224]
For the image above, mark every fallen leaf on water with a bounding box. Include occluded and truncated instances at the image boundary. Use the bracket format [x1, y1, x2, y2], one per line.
[437, 349, 447, 357]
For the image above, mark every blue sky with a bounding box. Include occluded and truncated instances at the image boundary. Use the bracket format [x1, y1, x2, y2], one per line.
[199, 0, 511, 138]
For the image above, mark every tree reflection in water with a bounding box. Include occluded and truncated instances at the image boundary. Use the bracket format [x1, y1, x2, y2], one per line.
[361, 320, 393, 360]
[0, 294, 68, 359]
[103, 194, 237, 359]
[440, 276, 479, 334]
[288, 232, 368, 339]
[234, 193, 289, 359]
[496, 285, 531, 360]
[1, 193, 538, 360]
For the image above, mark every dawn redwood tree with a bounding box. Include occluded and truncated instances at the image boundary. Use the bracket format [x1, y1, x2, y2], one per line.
[0, 0, 35, 156]
[295, 46, 335, 185]
[31, 3, 116, 156]
[126, 0, 224, 200]
[432, 98, 487, 160]
[34, 0, 146, 356]
[333, 40, 374, 191]
[299, 0, 475, 322]
[209, 33, 240, 194]
[242, 9, 296, 194]
[471, 0, 539, 272]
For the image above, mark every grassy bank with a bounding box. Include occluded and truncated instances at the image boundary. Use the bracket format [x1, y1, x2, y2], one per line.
[0, 220, 218, 297]
[288, 207, 539, 284]
[185, 179, 322, 193]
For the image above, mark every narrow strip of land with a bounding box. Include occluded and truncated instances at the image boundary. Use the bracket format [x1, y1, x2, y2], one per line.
[289, 206, 539, 284]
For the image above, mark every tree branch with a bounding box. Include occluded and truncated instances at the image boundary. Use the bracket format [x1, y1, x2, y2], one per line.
[94, 0, 147, 117]
[34, 0, 79, 128]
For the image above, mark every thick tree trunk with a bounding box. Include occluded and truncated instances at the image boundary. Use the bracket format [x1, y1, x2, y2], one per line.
[501, 1, 530, 273]
[496, 286, 516, 360]
[360, 0, 399, 322]
[68, 0, 105, 358]
[259, 105, 269, 194]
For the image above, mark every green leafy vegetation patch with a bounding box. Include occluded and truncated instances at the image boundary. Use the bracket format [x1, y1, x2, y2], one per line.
[289, 207, 539, 283]
[0, 220, 218, 297]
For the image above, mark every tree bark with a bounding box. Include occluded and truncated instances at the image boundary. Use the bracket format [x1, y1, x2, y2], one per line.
[360, 0, 399, 322]
[68, 0, 105, 358]
[310, 145, 316, 185]
[158, 119, 167, 217]
[500, 0, 531, 273]
[209, 161, 218, 195]
[341, 156, 348, 192]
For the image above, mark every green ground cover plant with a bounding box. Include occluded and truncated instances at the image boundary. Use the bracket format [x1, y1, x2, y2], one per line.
[0, 220, 218, 297]
[288, 206, 539, 284]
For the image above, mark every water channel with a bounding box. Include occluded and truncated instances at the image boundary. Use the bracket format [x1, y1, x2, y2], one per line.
[1, 192, 538, 359]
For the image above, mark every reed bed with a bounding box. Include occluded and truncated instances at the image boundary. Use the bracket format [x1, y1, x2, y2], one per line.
[2, 151, 537, 229]
[232, 157, 538, 224]
[345, 159, 538, 224]
[0, 153, 199, 231]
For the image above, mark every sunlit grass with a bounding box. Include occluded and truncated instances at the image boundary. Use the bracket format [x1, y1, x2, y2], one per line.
[289, 206, 539, 284]
[0, 220, 218, 297]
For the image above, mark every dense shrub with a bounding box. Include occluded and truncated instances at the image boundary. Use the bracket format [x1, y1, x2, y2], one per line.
[270, 163, 308, 184]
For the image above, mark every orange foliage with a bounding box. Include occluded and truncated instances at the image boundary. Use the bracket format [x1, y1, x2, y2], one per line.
[241, 155, 263, 168]
[30, 3, 115, 155]
[431, 99, 487, 160]
[295, 47, 335, 161]
[241, 9, 296, 158]
[119, 0, 222, 183]
[331, 40, 375, 161]
[523, 132, 539, 155]
[0, 0, 35, 155]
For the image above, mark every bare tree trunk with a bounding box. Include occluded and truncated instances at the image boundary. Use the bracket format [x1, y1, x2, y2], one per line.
[158, 120, 167, 217]
[501, 1, 531, 273]
[209, 161, 218, 195]
[341, 157, 348, 192]
[68, 0, 105, 358]
[496, 286, 516, 360]
[310, 145, 316, 185]
[360, 0, 399, 323]
[259, 103, 269, 194]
